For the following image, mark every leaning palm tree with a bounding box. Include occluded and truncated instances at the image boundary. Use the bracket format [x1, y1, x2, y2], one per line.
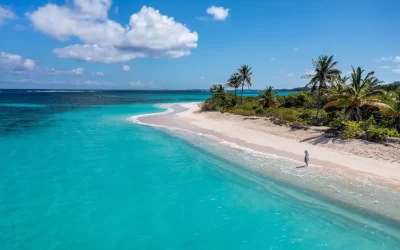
[258, 86, 278, 108]
[225, 73, 241, 100]
[238, 65, 253, 105]
[324, 67, 390, 121]
[302, 55, 341, 117]
[209, 84, 226, 97]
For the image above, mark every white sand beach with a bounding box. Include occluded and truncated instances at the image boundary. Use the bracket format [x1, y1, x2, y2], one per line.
[138, 102, 400, 182]
[135, 102, 400, 222]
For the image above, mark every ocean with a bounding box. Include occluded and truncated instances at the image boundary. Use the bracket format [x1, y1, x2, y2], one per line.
[1, 90, 399, 249]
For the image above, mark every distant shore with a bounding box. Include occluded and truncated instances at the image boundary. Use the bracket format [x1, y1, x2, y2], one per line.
[134, 102, 400, 222]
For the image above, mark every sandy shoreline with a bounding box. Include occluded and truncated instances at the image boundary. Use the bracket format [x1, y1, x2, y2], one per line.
[133, 102, 400, 223]
[137, 102, 400, 181]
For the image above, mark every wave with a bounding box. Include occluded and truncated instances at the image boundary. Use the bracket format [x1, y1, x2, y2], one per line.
[127, 103, 283, 161]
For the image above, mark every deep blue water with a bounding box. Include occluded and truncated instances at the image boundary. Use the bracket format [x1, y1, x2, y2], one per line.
[1, 90, 399, 249]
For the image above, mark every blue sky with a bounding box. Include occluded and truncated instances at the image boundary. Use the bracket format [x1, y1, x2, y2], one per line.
[0, 0, 399, 89]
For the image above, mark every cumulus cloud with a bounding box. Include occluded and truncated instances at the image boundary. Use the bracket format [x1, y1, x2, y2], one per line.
[0, 6, 17, 25]
[122, 65, 130, 71]
[53, 44, 145, 63]
[28, 1, 198, 63]
[93, 71, 104, 76]
[393, 56, 400, 63]
[393, 67, 400, 73]
[0, 52, 36, 71]
[206, 6, 229, 21]
[380, 66, 392, 69]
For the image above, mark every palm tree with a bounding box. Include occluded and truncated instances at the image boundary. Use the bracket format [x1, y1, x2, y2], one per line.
[225, 73, 241, 100]
[258, 86, 278, 108]
[209, 84, 226, 97]
[324, 67, 390, 121]
[302, 55, 341, 117]
[238, 65, 253, 105]
[382, 89, 400, 131]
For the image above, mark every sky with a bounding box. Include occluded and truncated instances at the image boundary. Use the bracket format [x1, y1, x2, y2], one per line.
[0, 0, 399, 90]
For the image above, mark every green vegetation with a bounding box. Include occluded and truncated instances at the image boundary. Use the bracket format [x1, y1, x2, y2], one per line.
[201, 55, 400, 143]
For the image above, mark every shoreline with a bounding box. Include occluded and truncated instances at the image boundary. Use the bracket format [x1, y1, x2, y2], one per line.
[129, 102, 400, 223]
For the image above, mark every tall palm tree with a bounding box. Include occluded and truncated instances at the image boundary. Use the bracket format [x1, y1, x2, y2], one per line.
[302, 55, 341, 117]
[324, 67, 390, 121]
[258, 86, 278, 108]
[238, 65, 253, 105]
[209, 84, 226, 97]
[225, 73, 241, 100]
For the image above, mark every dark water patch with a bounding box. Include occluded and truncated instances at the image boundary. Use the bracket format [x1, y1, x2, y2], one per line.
[0, 90, 209, 135]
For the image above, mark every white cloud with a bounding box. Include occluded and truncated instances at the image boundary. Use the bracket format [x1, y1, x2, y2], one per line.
[0, 6, 17, 25]
[83, 80, 112, 85]
[380, 66, 392, 69]
[373, 57, 393, 62]
[129, 81, 153, 87]
[53, 44, 145, 63]
[72, 68, 84, 75]
[393, 56, 400, 63]
[93, 71, 104, 76]
[393, 68, 400, 74]
[122, 65, 130, 71]
[287, 73, 294, 77]
[0, 52, 36, 71]
[304, 70, 315, 76]
[293, 48, 299, 52]
[23, 59, 36, 70]
[206, 6, 229, 21]
[28, 2, 198, 63]
[47, 67, 85, 75]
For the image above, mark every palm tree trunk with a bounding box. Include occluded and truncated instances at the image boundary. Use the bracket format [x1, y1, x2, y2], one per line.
[315, 87, 321, 118]
[234, 88, 237, 100]
[356, 106, 361, 121]
[241, 85, 244, 105]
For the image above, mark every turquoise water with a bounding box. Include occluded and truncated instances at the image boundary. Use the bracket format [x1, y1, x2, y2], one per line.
[1, 91, 400, 249]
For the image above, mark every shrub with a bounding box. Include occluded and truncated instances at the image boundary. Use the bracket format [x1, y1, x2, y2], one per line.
[299, 110, 313, 121]
[200, 100, 217, 111]
[359, 116, 377, 131]
[367, 127, 400, 142]
[229, 108, 256, 116]
[341, 121, 362, 139]
[255, 106, 264, 115]
[281, 92, 313, 108]
[328, 118, 345, 131]
[270, 108, 303, 123]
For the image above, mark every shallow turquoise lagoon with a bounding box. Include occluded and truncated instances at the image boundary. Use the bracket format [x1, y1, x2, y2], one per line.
[0, 91, 399, 249]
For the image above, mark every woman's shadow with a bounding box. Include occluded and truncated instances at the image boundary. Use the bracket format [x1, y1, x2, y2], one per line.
[296, 165, 308, 168]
